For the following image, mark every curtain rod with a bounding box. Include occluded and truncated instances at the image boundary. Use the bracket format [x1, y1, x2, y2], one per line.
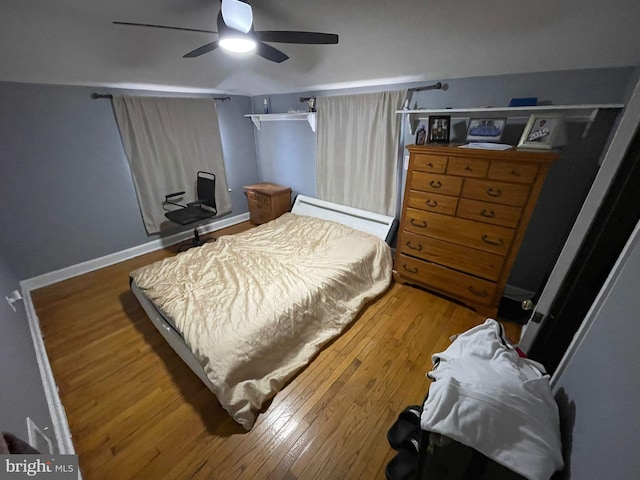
[90, 93, 231, 101]
[413, 82, 447, 92]
[300, 81, 446, 101]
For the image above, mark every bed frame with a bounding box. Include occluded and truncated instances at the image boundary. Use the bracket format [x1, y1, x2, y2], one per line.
[131, 196, 397, 396]
[291, 195, 398, 245]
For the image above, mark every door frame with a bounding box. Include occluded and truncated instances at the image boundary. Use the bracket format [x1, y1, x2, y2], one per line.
[520, 78, 640, 353]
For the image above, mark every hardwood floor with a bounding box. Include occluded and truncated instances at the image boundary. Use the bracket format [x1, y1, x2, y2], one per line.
[31, 222, 520, 480]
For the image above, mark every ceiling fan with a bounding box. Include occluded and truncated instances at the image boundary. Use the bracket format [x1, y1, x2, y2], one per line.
[114, 0, 339, 63]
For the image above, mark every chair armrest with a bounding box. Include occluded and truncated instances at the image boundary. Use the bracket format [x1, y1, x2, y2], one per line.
[165, 191, 186, 208]
[165, 191, 185, 200]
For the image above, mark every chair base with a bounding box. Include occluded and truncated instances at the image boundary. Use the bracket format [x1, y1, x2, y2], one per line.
[176, 227, 216, 253]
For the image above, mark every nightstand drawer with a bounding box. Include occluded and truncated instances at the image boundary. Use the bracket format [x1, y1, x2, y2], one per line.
[247, 191, 272, 210]
[244, 182, 292, 225]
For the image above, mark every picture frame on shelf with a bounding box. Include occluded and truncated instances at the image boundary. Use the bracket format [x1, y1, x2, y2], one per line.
[465, 118, 507, 142]
[517, 114, 563, 149]
[415, 124, 427, 145]
[428, 115, 450, 144]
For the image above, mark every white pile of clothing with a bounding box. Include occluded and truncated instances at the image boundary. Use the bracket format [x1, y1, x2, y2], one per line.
[420, 319, 564, 480]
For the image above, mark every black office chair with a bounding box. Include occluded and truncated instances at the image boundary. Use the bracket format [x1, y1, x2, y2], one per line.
[164, 171, 217, 252]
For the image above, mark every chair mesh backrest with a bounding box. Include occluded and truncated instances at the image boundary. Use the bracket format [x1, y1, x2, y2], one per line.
[196, 171, 217, 209]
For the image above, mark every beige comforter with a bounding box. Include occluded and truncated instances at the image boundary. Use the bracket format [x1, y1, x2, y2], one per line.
[130, 212, 392, 429]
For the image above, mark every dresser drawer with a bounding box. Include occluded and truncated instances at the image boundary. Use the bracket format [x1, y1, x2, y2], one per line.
[411, 172, 463, 196]
[488, 161, 539, 184]
[446, 157, 489, 178]
[412, 153, 447, 173]
[462, 179, 530, 207]
[399, 231, 505, 281]
[457, 198, 522, 228]
[396, 254, 498, 306]
[404, 208, 514, 255]
[406, 190, 458, 216]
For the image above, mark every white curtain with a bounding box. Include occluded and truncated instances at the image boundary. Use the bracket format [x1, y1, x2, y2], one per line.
[112, 95, 232, 234]
[316, 90, 407, 216]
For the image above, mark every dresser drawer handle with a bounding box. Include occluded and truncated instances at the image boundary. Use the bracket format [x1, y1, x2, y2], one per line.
[481, 209, 495, 218]
[425, 199, 438, 207]
[402, 264, 419, 274]
[482, 234, 504, 246]
[406, 241, 423, 251]
[465, 166, 472, 171]
[427, 161, 433, 168]
[410, 218, 427, 228]
[486, 188, 502, 197]
[511, 170, 519, 177]
[467, 286, 488, 297]
[429, 180, 442, 189]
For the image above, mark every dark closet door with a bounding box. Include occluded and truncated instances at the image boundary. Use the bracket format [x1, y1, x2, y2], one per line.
[528, 127, 640, 374]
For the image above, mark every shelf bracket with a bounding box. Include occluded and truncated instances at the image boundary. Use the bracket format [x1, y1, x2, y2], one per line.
[306, 113, 317, 132]
[581, 108, 600, 139]
[249, 116, 261, 131]
[408, 113, 422, 136]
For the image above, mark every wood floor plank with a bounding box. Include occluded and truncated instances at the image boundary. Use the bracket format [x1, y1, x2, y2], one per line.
[32, 221, 521, 479]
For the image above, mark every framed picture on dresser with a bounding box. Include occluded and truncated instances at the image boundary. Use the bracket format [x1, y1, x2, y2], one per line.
[466, 118, 507, 142]
[427, 115, 450, 144]
[518, 114, 563, 149]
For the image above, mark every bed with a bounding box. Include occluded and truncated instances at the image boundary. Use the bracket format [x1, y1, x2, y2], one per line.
[130, 195, 397, 430]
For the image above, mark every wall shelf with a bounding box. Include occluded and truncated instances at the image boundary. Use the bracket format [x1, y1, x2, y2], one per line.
[245, 112, 317, 132]
[397, 103, 625, 135]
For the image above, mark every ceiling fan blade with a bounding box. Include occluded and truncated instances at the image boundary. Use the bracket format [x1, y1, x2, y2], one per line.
[255, 42, 289, 63]
[183, 41, 220, 58]
[255, 31, 338, 45]
[113, 21, 216, 35]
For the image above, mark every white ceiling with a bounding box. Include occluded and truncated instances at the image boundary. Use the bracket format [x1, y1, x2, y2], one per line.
[2, 0, 639, 96]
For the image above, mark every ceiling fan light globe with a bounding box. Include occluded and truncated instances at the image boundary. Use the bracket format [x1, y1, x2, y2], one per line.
[221, 0, 253, 34]
[219, 35, 257, 54]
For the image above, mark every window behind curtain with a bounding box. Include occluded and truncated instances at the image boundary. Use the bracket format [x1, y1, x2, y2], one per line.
[112, 95, 232, 234]
[316, 90, 407, 217]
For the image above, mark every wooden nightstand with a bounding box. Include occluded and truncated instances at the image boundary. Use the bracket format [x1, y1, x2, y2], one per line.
[244, 183, 292, 225]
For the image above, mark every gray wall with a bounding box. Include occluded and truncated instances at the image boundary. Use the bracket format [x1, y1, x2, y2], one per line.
[251, 67, 637, 292]
[0, 82, 258, 281]
[551, 221, 640, 479]
[0, 255, 56, 451]
[1, 67, 637, 287]
[250, 93, 317, 199]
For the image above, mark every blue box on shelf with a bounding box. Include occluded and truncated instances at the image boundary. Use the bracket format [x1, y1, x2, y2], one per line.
[508, 97, 538, 107]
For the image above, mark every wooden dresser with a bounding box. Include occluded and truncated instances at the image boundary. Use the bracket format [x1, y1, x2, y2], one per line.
[394, 145, 557, 317]
[244, 182, 292, 225]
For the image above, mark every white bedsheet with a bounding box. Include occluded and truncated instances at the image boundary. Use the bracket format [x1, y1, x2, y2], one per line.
[130, 213, 392, 429]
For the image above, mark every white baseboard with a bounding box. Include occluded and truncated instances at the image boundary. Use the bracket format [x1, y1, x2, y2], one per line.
[18, 211, 248, 458]
[20, 213, 249, 292]
[23, 291, 75, 455]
